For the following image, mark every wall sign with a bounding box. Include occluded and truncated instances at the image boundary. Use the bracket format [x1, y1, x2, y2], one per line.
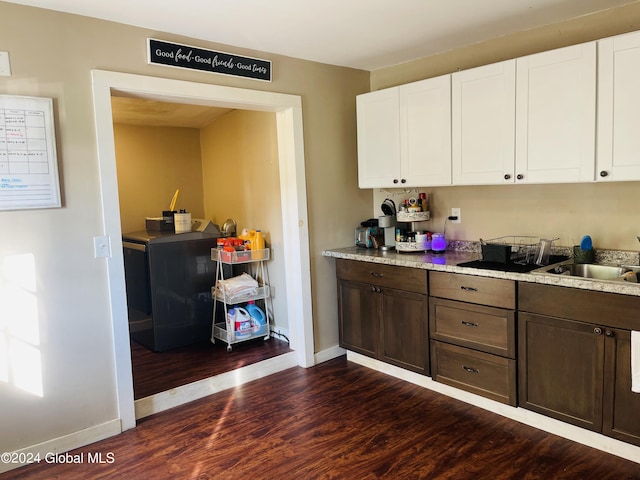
[147, 38, 272, 82]
[0, 95, 61, 211]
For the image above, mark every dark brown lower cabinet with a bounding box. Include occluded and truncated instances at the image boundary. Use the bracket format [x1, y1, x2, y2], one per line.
[519, 282, 640, 447]
[518, 312, 605, 431]
[602, 328, 640, 446]
[336, 259, 429, 375]
[338, 279, 379, 358]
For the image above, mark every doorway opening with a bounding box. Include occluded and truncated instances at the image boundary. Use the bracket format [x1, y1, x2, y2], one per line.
[91, 70, 314, 431]
[113, 99, 291, 401]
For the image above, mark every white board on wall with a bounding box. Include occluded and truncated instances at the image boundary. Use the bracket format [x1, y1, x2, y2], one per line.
[0, 95, 61, 211]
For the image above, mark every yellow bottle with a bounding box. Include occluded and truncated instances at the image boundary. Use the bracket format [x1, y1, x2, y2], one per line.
[239, 229, 266, 255]
[248, 230, 266, 259]
[252, 230, 265, 251]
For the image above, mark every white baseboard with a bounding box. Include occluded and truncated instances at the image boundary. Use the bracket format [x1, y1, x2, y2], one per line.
[134, 351, 298, 419]
[347, 351, 640, 465]
[0, 419, 122, 474]
[314, 344, 346, 365]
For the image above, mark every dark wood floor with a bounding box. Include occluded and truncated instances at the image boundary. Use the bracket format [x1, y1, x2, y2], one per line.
[131, 336, 292, 399]
[4, 356, 640, 480]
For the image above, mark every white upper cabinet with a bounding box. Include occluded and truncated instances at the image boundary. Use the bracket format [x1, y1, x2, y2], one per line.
[452, 60, 516, 185]
[356, 87, 401, 188]
[400, 76, 452, 187]
[597, 30, 640, 181]
[515, 42, 597, 184]
[356, 75, 451, 188]
[356, 33, 640, 188]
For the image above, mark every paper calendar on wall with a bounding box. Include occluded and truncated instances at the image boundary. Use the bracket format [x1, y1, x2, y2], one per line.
[0, 94, 61, 211]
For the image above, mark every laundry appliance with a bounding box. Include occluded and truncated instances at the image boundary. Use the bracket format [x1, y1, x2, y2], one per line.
[122, 224, 222, 352]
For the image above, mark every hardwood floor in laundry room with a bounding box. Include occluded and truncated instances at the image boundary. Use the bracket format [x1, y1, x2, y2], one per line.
[130, 336, 292, 399]
[3, 356, 640, 479]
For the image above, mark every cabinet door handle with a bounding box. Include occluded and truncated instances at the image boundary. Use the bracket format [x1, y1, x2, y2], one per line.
[461, 321, 479, 327]
[460, 286, 478, 292]
[504, 174, 511, 180]
[370, 272, 384, 277]
[605, 330, 614, 337]
[393, 179, 399, 184]
[600, 170, 609, 178]
[370, 286, 381, 293]
[516, 174, 524, 180]
[401, 179, 407, 184]
[462, 366, 479, 374]
[594, 327, 602, 335]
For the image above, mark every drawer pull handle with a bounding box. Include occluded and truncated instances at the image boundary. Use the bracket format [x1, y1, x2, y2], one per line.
[460, 286, 478, 292]
[461, 321, 479, 327]
[463, 366, 480, 374]
[370, 272, 384, 277]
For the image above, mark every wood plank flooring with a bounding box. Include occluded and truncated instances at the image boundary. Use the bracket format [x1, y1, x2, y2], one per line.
[131, 336, 292, 399]
[4, 356, 640, 479]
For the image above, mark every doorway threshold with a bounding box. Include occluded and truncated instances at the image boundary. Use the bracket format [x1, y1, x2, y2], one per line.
[134, 351, 298, 419]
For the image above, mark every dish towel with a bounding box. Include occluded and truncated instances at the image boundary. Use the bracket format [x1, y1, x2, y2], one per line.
[632, 331, 640, 393]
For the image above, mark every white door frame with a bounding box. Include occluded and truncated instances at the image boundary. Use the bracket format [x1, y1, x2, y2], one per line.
[91, 70, 315, 430]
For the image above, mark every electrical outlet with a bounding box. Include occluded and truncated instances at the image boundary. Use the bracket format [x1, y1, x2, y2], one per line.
[451, 208, 461, 224]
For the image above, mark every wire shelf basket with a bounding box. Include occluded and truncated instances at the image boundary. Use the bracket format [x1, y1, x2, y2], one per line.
[482, 236, 542, 265]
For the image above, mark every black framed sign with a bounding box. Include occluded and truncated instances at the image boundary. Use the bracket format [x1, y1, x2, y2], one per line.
[147, 38, 272, 82]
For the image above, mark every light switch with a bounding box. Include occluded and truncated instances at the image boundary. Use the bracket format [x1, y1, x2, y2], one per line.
[93, 236, 112, 259]
[0, 52, 11, 77]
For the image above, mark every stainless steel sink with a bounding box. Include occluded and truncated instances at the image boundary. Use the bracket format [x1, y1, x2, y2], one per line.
[540, 262, 640, 282]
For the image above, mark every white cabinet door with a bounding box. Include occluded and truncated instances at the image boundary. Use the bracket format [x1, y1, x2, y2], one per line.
[356, 87, 401, 188]
[452, 60, 516, 185]
[597, 31, 640, 181]
[400, 75, 452, 186]
[515, 42, 596, 184]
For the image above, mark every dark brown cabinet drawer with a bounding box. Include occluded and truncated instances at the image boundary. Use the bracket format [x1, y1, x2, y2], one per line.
[429, 271, 515, 309]
[430, 340, 517, 406]
[336, 258, 427, 294]
[430, 297, 515, 358]
[519, 282, 640, 331]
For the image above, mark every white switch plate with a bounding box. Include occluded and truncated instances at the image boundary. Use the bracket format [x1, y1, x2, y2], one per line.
[93, 236, 111, 258]
[0, 52, 11, 76]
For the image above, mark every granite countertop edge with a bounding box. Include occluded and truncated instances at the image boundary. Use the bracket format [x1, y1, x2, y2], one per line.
[322, 246, 640, 297]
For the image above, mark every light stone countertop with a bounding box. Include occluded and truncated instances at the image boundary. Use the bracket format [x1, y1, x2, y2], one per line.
[322, 246, 640, 297]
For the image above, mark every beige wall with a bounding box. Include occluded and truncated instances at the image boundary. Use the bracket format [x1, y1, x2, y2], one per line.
[201, 110, 280, 233]
[113, 124, 205, 233]
[0, 1, 370, 457]
[200, 110, 288, 332]
[370, 3, 640, 252]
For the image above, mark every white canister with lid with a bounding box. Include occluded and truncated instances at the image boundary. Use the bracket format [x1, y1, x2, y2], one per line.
[174, 211, 192, 233]
[415, 232, 431, 251]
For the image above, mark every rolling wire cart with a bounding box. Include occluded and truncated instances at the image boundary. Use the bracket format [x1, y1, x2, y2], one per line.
[211, 248, 272, 351]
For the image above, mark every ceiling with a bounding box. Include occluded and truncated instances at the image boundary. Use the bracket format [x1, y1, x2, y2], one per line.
[111, 97, 233, 128]
[6, 0, 637, 71]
